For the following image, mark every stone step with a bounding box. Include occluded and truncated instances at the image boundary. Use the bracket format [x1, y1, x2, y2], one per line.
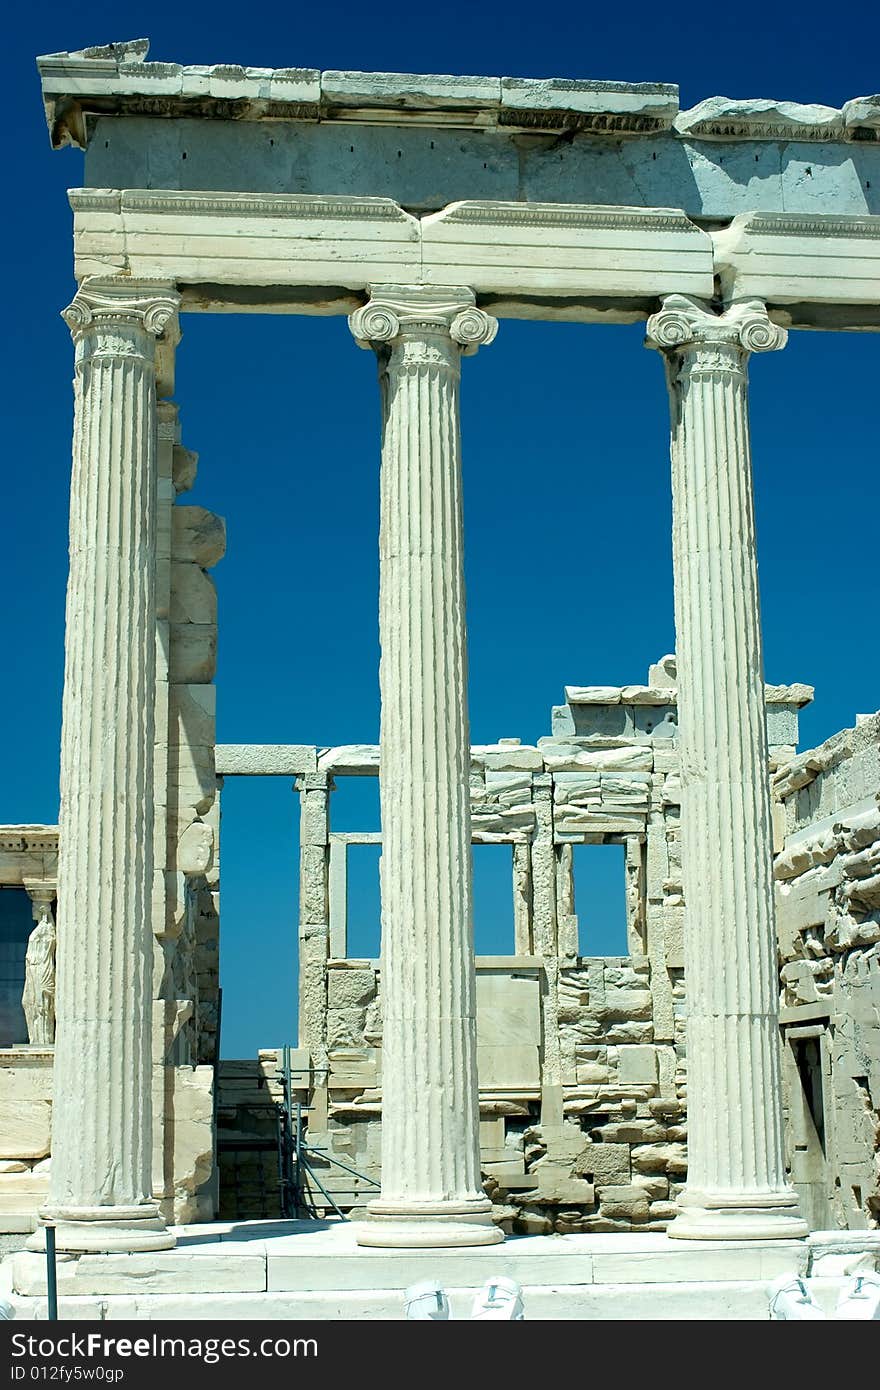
[11, 1223, 809, 1296]
[6, 1225, 877, 1321]
[6, 1282, 775, 1321]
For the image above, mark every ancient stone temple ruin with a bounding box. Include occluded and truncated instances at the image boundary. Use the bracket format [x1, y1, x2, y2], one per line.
[213, 675, 880, 1243]
[1, 41, 878, 1317]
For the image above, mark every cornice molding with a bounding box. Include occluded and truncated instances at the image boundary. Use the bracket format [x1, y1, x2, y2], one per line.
[743, 214, 880, 240]
[38, 45, 679, 147]
[435, 202, 701, 234]
[69, 189, 413, 224]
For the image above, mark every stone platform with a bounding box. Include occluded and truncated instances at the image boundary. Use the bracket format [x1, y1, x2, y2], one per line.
[5, 1223, 879, 1321]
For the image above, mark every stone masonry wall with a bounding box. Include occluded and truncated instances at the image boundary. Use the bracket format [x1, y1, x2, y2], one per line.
[283, 659, 822, 1234]
[774, 712, 880, 1231]
[150, 402, 224, 1224]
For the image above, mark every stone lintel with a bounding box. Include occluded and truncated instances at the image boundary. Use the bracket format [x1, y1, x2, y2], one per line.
[69, 190, 715, 307]
[317, 745, 380, 775]
[475, 955, 543, 971]
[214, 745, 317, 776]
[778, 1001, 834, 1026]
[714, 212, 880, 309]
[563, 682, 813, 708]
[68, 188, 880, 319]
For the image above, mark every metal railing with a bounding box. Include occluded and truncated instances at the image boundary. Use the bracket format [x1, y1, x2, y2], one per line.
[276, 1046, 379, 1220]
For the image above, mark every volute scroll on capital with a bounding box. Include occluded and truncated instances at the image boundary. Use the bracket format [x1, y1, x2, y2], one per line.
[62, 277, 181, 343]
[449, 305, 498, 353]
[349, 285, 497, 355]
[645, 294, 787, 357]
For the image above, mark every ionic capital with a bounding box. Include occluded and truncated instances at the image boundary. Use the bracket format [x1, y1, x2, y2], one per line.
[646, 295, 787, 362]
[349, 285, 497, 357]
[62, 277, 180, 347]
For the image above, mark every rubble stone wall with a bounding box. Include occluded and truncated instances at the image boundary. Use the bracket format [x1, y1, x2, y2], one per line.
[150, 405, 224, 1224]
[774, 713, 880, 1231]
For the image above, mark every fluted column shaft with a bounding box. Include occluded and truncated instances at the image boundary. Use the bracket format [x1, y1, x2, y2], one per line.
[647, 296, 806, 1240]
[40, 279, 179, 1253]
[350, 286, 502, 1247]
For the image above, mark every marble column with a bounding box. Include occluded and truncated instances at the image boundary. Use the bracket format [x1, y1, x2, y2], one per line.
[349, 286, 502, 1247]
[35, 278, 179, 1253]
[646, 295, 807, 1240]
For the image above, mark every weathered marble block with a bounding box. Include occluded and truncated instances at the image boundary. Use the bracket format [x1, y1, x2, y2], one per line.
[0, 1052, 53, 1160]
[169, 562, 217, 626]
[171, 506, 226, 568]
[169, 624, 217, 684]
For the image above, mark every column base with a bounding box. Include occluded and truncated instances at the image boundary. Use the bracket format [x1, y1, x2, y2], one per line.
[355, 1196, 504, 1248]
[667, 1188, 809, 1241]
[26, 1203, 176, 1254]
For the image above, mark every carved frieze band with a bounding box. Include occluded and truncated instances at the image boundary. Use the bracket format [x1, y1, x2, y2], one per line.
[439, 202, 701, 233]
[69, 189, 411, 222]
[745, 214, 880, 240]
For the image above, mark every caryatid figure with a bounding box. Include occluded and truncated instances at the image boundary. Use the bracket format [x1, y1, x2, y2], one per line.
[22, 893, 56, 1046]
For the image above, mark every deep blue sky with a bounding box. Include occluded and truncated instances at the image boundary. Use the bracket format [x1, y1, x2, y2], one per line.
[2, 3, 878, 1055]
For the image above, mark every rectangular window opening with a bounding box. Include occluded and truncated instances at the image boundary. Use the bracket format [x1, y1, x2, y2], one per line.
[572, 841, 629, 957]
[345, 842, 382, 960]
[331, 776, 381, 833]
[472, 843, 516, 956]
[792, 1036, 826, 1155]
[217, 776, 298, 1059]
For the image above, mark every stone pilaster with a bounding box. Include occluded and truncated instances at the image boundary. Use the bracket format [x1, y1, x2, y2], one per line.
[349, 286, 502, 1247]
[35, 278, 179, 1253]
[297, 770, 332, 1127]
[531, 774, 563, 1123]
[512, 842, 533, 956]
[646, 295, 807, 1240]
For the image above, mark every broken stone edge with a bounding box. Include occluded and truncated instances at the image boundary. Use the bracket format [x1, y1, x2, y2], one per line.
[37, 43, 880, 150]
[37, 41, 676, 146]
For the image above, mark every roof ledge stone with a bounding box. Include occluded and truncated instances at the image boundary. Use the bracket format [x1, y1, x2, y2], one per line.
[843, 95, 880, 139]
[674, 95, 844, 141]
[38, 45, 871, 153]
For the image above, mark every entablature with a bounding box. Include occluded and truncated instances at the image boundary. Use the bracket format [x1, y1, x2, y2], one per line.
[68, 189, 716, 316]
[38, 43, 880, 226]
[0, 827, 59, 887]
[68, 188, 880, 326]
